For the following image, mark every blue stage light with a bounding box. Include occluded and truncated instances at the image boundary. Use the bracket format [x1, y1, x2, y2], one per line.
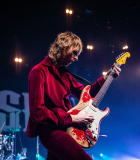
[100, 153, 103, 157]
[36, 154, 40, 158]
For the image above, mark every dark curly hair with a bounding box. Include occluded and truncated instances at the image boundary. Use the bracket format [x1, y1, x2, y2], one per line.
[49, 31, 83, 64]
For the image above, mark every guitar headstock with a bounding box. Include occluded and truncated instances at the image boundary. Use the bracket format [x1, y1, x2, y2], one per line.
[116, 52, 130, 65]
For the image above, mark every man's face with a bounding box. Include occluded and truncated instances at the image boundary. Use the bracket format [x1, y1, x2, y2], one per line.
[60, 46, 79, 66]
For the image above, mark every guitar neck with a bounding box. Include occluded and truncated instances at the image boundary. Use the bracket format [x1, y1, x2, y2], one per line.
[92, 63, 121, 108]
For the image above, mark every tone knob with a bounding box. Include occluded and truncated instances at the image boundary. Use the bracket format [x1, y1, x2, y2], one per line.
[93, 135, 97, 140]
[92, 129, 95, 133]
[88, 123, 92, 128]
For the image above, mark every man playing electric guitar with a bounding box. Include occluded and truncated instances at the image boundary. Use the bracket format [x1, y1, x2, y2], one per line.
[26, 31, 121, 160]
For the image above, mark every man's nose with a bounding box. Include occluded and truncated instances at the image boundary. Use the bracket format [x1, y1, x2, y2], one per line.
[74, 55, 78, 61]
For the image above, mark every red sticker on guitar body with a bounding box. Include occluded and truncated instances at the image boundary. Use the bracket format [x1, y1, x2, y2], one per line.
[72, 128, 94, 144]
[82, 86, 94, 103]
[71, 109, 80, 115]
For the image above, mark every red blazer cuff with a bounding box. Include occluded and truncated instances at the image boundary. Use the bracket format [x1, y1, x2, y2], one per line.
[97, 76, 105, 86]
[64, 114, 73, 127]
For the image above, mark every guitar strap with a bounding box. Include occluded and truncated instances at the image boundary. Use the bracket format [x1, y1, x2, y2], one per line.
[66, 69, 92, 86]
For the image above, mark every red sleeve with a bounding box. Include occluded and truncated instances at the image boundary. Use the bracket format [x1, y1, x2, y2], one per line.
[69, 74, 105, 99]
[28, 68, 72, 127]
[90, 76, 105, 97]
[68, 74, 85, 99]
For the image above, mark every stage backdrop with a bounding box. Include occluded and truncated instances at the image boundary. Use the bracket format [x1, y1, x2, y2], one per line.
[0, 89, 77, 160]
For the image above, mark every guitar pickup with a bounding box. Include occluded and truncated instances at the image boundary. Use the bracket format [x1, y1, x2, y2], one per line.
[86, 133, 93, 145]
[79, 124, 88, 131]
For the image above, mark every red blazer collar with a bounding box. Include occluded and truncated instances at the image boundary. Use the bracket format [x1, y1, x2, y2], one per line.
[42, 56, 54, 66]
[42, 56, 67, 76]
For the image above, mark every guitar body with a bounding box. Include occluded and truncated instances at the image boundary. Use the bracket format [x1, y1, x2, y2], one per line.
[67, 85, 110, 148]
[67, 52, 130, 148]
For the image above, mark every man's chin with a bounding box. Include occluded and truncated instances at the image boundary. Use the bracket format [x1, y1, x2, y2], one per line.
[64, 62, 72, 67]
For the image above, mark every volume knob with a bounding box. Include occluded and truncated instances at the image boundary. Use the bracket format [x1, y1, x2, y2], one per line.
[93, 135, 97, 140]
[92, 129, 95, 133]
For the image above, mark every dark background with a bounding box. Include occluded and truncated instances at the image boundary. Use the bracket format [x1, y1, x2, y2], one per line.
[0, 0, 140, 160]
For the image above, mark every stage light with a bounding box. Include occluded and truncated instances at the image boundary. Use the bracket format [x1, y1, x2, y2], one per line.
[15, 58, 19, 62]
[69, 10, 73, 14]
[17, 153, 21, 160]
[100, 153, 103, 157]
[15, 58, 22, 63]
[99, 154, 115, 160]
[102, 71, 107, 75]
[66, 9, 69, 13]
[36, 154, 45, 160]
[18, 58, 22, 62]
[66, 9, 73, 14]
[122, 45, 128, 50]
[87, 45, 93, 50]
[36, 154, 40, 158]
[36, 154, 39, 158]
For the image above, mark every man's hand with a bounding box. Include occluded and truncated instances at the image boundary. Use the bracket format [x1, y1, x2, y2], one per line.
[71, 114, 94, 125]
[104, 63, 121, 80]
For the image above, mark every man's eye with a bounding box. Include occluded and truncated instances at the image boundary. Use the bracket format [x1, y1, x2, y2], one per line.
[73, 50, 78, 55]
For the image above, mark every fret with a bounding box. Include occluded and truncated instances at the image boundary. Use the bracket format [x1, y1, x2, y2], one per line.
[92, 63, 120, 108]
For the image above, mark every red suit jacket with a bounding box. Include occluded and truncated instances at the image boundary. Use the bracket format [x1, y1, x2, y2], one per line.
[26, 56, 105, 137]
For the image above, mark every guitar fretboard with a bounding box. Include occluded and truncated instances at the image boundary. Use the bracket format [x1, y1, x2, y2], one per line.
[92, 63, 120, 108]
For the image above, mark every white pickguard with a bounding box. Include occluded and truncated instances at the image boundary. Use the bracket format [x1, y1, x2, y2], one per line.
[78, 99, 110, 140]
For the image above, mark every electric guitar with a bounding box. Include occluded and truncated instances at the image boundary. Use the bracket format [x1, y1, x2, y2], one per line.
[67, 52, 130, 148]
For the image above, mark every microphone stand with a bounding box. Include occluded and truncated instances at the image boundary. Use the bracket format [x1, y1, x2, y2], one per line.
[36, 136, 40, 160]
[14, 111, 18, 158]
